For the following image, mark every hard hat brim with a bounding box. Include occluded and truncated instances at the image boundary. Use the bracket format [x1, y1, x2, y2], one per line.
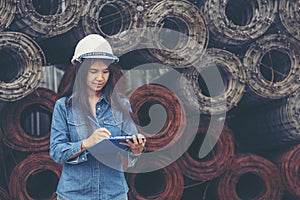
[71, 52, 119, 64]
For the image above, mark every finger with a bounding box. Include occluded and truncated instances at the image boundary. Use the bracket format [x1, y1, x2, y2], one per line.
[98, 128, 111, 136]
[132, 135, 138, 144]
[137, 134, 145, 144]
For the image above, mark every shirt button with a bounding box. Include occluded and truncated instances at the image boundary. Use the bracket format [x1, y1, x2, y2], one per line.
[82, 158, 85, 160]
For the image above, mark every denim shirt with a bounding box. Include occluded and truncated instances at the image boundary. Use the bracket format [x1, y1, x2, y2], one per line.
[50, 94, 138, 200]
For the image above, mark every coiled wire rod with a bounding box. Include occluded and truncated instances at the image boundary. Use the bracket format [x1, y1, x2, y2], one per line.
[175, 122, 235, 182]
[0, 0, 16, 31]
[279, 0, 300, 42]
[243, 34, 300, 99]
[12, 0, 83, 38]
[203, 0, 278, 45]
[145, 0, 208, 67]
[278, 144, 300, 199]
[206, 154, 284, 200]
[181, 48, 246, 114]
[0, 187, 10, 200]
[0, 88, 59, 152]
[0, 31, 45, 101]
[8, 152, 62, 200]
[81, 0, 147, 55]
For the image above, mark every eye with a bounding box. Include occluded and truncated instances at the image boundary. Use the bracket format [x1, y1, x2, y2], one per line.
[103, 69, 109, 73]
[89, 69, 98, 74]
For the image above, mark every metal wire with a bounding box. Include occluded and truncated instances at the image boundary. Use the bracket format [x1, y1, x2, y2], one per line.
[0, 88, 59, 152]
[243, 34, 300, 99]
[8, 152, 62, 200]
[209, 153, 284, 200]
[203, 0, 278, 45]
[0, 0, 16, 31]
[145, 0, 208, 67]
[279, 0, 300, 42]
[181, 48, 246, 114]
[81, 0, 147, 55]
[0, 31, 45, 101]
[0, 187, 10, 200]
[278, 144, 300, 199]
[13, 0, 83, 38]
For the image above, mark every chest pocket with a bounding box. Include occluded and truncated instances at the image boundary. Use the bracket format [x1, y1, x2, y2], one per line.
[103, 117, 123, 137]
[67, 118, 89, 141]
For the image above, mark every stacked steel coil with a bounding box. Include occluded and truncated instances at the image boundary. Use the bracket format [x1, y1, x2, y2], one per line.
[0, 187, 10, 200]
[203, 0, 278, 45]
[231, 89, 300, 151]
[243, 34, 300, 99]
[82, 0, 147, 55]
[207, 153, 283, 200]
[181, 48, 246, 114]
[126, 155, 184, 200]
[0, 31, 45, 101]
[12, 0, 83, 38]
[8, 152, 62, 200]
[279, 0, 300, 42]
[0, 0, 16, 31]
[129, 84, 186, 151]
[145, 0, 208, 67]
[278, 144, 300, 198]
[175, 122, 235, 182]
[0, 88, 59, 152]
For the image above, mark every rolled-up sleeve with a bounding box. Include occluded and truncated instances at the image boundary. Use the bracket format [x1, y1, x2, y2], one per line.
[49, 98, 88, 164]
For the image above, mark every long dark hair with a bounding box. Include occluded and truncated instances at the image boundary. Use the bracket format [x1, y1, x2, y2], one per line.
[58, 58, 127, 133]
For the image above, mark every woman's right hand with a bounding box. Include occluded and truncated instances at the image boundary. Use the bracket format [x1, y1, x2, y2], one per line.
[81, 128, 111, 149]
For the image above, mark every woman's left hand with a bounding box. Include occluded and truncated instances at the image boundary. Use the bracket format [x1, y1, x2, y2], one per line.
[121, 134, 146, 155]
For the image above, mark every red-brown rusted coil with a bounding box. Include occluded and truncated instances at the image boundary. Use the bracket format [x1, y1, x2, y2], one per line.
[213, 153, 284, 200]
[126, 155, 184, 200]
[0, 187, 10, 200]
[129, 84, 186, 151]
[8, 152, 62, 200]
[278, 144, 300, 198]
[0, 88, 59, 152]
[176, 122, 235, 182]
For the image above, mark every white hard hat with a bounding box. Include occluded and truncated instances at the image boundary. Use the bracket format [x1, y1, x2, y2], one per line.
[71, 34, 119, 64]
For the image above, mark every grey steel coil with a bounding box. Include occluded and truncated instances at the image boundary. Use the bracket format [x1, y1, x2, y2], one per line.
[129, 84, 186, 152]
[230, 89, 300, 152]
[243, 34, 300, 99]
[8, 152, 62, 200]
[206, 154, 284, 200]
[0, 187, 10, 200]
[0, 88, 59, 152]
[81, 0, 147, 55]
[0, 0, 16, 31]
[279, 0, 300, 42]
[145, 0, 208, 67]
[126, 155, 184, 200]
[0, 31, 45, 101]
[175, 122, 235, 182]
[181, 48, 246, 114]
[12, 0, 83, 38]
[278, 144, 300, 199]
[203, 0, 278, 45]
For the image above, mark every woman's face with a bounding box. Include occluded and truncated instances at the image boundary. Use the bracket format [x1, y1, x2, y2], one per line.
[86, 59, 110, 95]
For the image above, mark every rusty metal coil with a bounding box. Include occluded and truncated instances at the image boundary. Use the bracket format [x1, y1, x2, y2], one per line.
[211, 153, 283, 200]
[145, 0, 208, 67]
[243, 34, 300, 99]
[127, 155, 184, 200]
[278, 144, 300, 199]
[13, 0, 82, 38]
[0, 187, 10, 200]
[230, 89, 300, 152]
[0, 31, 45, 101]
[129, 84, 186, 152]
[0, 0, 16, 31]
[0, 88, 59, 152]
[8, 152, 62, 200]
[81, 0, 147, 55]
[181, 48, 246, 114]
[203, 0, 278, 45]
[176, 122, 234, 182]
[279, 0, 300, 41]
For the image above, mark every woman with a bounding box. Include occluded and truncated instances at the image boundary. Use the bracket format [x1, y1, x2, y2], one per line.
[50, 34, 146, 200]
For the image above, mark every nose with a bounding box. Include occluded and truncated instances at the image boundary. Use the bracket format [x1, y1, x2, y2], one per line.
[96, 72, 104, 81]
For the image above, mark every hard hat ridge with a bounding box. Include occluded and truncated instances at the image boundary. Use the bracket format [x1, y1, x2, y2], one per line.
[71, 34, 119, 64]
